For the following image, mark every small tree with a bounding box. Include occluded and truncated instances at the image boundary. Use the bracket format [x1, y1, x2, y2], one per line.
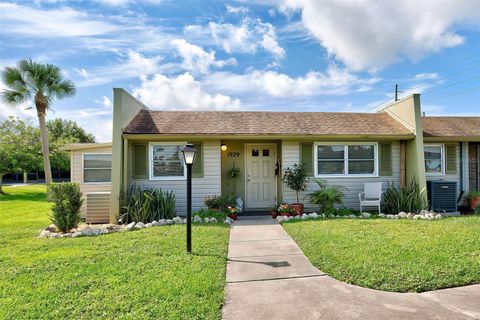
[0, 118, 42, 193]
[48, 182, 83, 232]
[283, 163, 308, 204]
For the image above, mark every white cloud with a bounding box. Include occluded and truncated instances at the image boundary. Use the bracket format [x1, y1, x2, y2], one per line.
[0, 2, 119, 37]
[132, 73, 241, 111]
[76, 50, 164, 87]
[204, 66, 380, 98]
[226, 5, 249, 14]
[281, 0, 480, 70]
[94, 0, 162, 6]
[171, 39, 236, 74]
[414, 73, 439, 80]
[74, 68, 89, 79]
[185, 17, 285, 59]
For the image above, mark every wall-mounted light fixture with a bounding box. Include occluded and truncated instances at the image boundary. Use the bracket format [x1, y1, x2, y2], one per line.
[221, 144, 227, 151]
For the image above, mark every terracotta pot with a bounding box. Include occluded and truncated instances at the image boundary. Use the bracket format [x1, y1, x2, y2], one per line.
[291, 203, 304, 216]
[271, 211, 278, 219]
[228, 213, 238, 220]
[209, 207, 221, 212]
[470, 196, 480, 210]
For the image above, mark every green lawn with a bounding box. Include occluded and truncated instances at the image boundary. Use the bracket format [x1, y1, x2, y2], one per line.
[0, 185, 230, 319]
[283, 217, 480, 293]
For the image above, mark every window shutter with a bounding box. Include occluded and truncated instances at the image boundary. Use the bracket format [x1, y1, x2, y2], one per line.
[300, 142, 313, 176]
[445, 144, 457, 174]
[192, 143, 203, 178]
[133, 144, 148, 179]
[379, 142, 392, 176]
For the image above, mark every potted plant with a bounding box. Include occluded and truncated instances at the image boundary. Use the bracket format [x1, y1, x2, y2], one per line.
[271, 205, 279, 219]
[465, 191, 480, 210]
[226, 206, 239, 220]
[283, 163, 308, 216]
[278, 204, 294, 217]
[306, 179, 345, 212]
[204, 195, 222, 212]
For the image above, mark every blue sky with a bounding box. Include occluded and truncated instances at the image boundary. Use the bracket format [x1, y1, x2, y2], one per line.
[0, 0, 479, 141]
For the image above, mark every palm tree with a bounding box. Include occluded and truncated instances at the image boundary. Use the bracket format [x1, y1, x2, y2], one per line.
[1, 59, 76, 185]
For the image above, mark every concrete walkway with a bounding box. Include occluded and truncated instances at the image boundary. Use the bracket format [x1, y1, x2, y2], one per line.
[222, 216, 480, 320]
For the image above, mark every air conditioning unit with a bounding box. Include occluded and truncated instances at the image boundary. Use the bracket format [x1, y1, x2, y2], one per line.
[426, 180, 457, 212]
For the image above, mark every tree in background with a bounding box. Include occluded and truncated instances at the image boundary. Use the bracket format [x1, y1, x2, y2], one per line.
[47, 118, 96, 177]
[0, 118, 42, 194]
[1, 59, 76, 186]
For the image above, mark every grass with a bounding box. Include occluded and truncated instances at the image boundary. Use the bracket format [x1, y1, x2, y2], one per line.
[0, 185, 230, 319]
[283, 217, 480, 293]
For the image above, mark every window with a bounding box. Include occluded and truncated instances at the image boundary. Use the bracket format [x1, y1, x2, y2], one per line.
[315, 143, 377, 177]
[150, 143, 186, 179]
[83, 154, 112, 183]
[424, 144, 444, 175]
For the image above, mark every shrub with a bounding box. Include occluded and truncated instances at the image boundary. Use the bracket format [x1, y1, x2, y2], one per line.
[120, 186, 176, 223]
[283, 163, 308, 204]
[306, 179, 345, 210]
[382, 180, 428, 214]
[48, 182, 83, 232]
[204, 195, 222, 209]
[194, 208, 227, 220]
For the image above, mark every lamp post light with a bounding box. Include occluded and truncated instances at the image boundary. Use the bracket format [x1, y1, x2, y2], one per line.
[182, 144, 197, 253]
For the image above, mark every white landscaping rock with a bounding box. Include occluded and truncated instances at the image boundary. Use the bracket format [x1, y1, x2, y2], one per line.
[378, 213, 386, 218]
[165, 219, 173, 225]
[348, 214, 357, 219]
[301, 214, 309, 220]
[224, 219, 232, 225]
[407, 212, 414, 219]
[361, 212, 371, 219]
[151, 220, 158, 226]
[173, 216, 183, 224]
[81, 227, 94, 236]
[209, 217, 217, 223]
[398, 212, 407, 219]
[435, 214, 443, 219]
[309, 212, 319, 219]
[126, 222, 136, 231]
[72, 232, 82, 238]
[135, 222, 145, 229]
[145, 223, 153, 228]
[158, 219, 166, 226]
[193, 215, 202, 223]
[204, 217, 210, 223]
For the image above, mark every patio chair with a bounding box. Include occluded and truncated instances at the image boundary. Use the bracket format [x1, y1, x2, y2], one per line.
[359, 182, 383, 213]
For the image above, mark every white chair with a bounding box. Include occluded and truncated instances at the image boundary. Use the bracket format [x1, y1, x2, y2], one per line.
[359, 182, 383, 213]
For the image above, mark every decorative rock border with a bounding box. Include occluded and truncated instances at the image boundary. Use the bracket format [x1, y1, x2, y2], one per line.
[39, 215, 234, 238]
[276, 210, 444, 223]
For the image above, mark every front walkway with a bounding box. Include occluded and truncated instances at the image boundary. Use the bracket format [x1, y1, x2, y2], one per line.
[222, 216, 480, 320]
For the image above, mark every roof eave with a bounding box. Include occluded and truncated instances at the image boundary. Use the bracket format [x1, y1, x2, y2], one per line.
[122, 133, 416, 140]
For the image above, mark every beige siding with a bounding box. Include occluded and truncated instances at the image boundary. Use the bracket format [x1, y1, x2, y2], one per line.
[281, 140, 401, 211]
[70, 146, 112, 219]
[130, 140, 221, 215]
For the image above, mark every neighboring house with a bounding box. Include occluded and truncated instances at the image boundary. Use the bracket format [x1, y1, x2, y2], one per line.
[64, 89, 480, 223]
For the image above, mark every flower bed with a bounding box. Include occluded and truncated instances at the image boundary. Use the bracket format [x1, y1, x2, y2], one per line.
[39, 215, 235, 238]
[276, 210, 444, 223]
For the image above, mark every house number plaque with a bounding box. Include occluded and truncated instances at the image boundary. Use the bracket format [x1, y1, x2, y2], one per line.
[227, 152, 240, 158]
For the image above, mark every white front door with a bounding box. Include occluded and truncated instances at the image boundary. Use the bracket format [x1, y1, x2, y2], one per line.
[245, 144, 277, 209]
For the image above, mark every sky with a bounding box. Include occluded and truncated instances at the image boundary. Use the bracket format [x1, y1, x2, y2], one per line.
[0, 0, 479, 142]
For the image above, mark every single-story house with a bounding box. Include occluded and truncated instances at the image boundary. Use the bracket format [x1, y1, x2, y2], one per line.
[63, 89, 480, 223]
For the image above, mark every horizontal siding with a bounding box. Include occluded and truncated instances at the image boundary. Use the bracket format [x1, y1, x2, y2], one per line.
[70, 147, 112, 218]
[130, 140, 221, 215]
[426, 142, 463, 198]
[281, 140, 401, 211]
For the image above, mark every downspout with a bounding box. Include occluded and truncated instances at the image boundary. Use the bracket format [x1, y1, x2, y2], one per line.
[457, 142, 464, 204]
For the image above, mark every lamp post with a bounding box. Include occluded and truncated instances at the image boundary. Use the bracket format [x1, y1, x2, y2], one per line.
[182, 144, 197, 253]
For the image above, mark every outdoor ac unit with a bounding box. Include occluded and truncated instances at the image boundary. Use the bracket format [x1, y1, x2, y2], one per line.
[426, 180, 457, 212]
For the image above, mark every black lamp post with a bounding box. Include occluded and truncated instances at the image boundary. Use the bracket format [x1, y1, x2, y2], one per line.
[182, 144, 197, 253]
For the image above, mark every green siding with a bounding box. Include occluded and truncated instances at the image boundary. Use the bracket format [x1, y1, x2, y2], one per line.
[300, 142, 313, 176]
[133, 144, 148, 179]
[192, 143, 203, 178]
[445, 144, 457, 174]
[379, 142, 392, 176]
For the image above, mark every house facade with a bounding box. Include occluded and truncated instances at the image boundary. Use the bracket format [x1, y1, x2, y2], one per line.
[64, 88, 480, 223]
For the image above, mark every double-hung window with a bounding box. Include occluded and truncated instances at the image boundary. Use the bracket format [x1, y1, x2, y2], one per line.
[424, 144, 444, 175]
[149, 142, 186, 180]
[315, 143, 377, 177]
[83, 153, 112, 183]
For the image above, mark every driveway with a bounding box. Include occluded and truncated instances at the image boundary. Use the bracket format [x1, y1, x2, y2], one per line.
[222, 216, 480, 320]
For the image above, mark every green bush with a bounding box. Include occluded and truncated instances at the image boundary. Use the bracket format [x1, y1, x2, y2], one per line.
[193, 208, 227, 220]
[306, 179, 346, 210]
[120, 186, 176, 223]
[382, 180, 428, 214]
[48, 182, 83, 232]
[321, 207, 358, 216]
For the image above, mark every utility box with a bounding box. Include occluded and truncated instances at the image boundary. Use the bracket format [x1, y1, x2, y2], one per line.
[427, 180, 457, 212]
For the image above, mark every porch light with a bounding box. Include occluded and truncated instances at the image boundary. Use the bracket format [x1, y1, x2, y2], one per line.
[182, 144, 197, 165]
[221, 144, 227, 151]
[182, 144, 197, 253]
